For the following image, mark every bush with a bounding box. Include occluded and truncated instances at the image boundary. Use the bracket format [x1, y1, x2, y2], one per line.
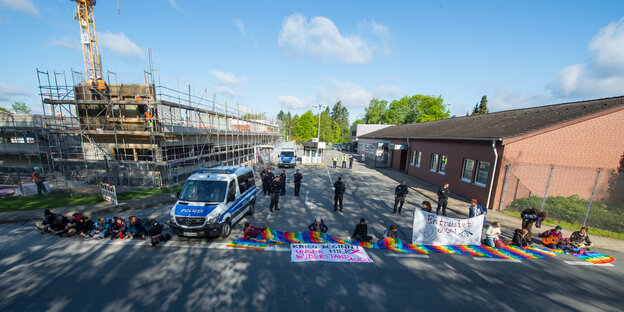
[507, 195, 624, 233]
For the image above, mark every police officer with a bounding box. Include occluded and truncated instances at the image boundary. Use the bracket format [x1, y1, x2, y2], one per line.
[260, 166, 268, 195]
[341, 155, 347, 168]
[279, 169, 287, 196]
[333, 177, 346, 212]
[332, 155, 337, 168]
[263, 169, 275, 196]
[349, 155, 353, 169]
[293, 169, 302, 196]
[269, 176, 281, 212]
[393, 180, 409, 214]
[436, 183, 450, 216]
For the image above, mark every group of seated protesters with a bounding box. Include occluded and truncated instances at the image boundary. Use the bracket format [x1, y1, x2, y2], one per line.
[243, 217, 400, 244]
[36, 209, 170, 246]
[483, 221, 593, 252]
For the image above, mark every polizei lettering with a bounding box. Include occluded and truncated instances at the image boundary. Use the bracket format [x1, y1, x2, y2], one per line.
[180, 208, 204, 213]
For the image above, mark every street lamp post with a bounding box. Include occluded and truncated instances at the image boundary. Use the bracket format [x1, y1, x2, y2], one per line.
[312, 104, 327, 141]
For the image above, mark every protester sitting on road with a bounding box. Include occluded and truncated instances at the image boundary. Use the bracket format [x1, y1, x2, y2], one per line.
[570, 227, 593, 250]
[126, 216, 145, 239]
[142, 218, 169, 246]
[109, 217, 127, 239]
[61, 213, 93, 237]
[308, 217, 328, 233]
[521, 207, 547, 242]
[485, 222, 501, 248]
[512, 229, 530, 247]
[352, 218, 373, 242]
[421, 201, 433, 213]
[50, 214, 70, 233]
[36, 209, 57, 232]
[383, 225, 398, 239]
[90, 217, 110, 239]
[243, 222, 267, 239]
[541, 225, 564, 249]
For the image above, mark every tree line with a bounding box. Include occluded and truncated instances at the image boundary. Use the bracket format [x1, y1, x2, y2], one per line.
[277, 101, 350, 143]
[354, 94, 450, 125]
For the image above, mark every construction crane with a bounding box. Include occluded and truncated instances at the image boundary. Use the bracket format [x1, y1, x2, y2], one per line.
[72, 0, 102, 83]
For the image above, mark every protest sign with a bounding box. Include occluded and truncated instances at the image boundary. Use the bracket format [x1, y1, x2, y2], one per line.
[413, 210, 484, 245]
[98, 181, 118, 205]
[291, 244, 373, 263]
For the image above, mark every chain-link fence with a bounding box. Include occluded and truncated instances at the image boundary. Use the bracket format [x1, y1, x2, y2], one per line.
[498, 162, 623, 234]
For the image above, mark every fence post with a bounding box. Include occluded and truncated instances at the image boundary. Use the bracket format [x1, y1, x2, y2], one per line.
[540, 165, 554, 211]
[498, 163, 511, 210]
[583, 169, 601, 226]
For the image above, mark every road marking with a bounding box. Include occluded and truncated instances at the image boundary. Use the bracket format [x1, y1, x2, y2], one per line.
[473, 258, 522, 263]
[325, 166, 333, 185]
[385, 253, 430, 258]
[563, 261, 615, 267]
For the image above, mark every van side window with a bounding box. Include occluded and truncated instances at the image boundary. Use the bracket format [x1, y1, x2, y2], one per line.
[237, 175, 247, 193]
[228, 180, 236, 199]
[246, 171, 255, 189]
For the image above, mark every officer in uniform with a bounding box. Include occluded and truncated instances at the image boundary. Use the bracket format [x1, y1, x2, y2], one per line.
[341, 155, 347, 168]
[393, 180, 409, 214]
[263, 169, 275, 196]
[269, 176, 281, 212]
[333, 177, 346, 212]
[279, 169, 287, 196]
[260, 166, 268, 195]
[332, 155, 337, 168]
[293, 169, 302, 196]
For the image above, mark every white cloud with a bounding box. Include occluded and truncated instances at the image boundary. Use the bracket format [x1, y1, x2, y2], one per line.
[278, 95, 308, 109]
[556, 17, 624, 97]
[167, 0, 183, 12]
[235, 19, 247, 36]
[49, 35, 81, 50]
[279, 13, 381, 64]
[0, 82, 30, 101]
[317, 80, 373, 108]
[209, 70, 246, 85]
[0, 0, 39, 16]
[488, 85, 552, 112]
[214, 86, 237, 98]
[99, 32, 144, 60]
[374, 84, 402, 99]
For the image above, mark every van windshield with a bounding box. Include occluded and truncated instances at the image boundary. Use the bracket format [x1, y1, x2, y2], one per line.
[281, 151, 295, 157]
[179, 180, 227, 202]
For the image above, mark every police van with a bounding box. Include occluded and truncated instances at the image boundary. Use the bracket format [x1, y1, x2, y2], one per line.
[278, 148, 296, 168]
[169, 166, 256, 238]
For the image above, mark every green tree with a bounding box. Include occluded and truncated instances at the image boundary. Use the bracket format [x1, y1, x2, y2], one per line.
[318, 107, 335, 142]
[330, 101, 350, 142]
[11, 101, 31, 114]
[0, 107, 9, 113]
[472, 95, 489, 115]
[608, 151, 624, 208]
[363, 98, 388, 124]
[384, 95, 449, 125]
[352, 119, 364, 126]
[293, 110, 317, 142]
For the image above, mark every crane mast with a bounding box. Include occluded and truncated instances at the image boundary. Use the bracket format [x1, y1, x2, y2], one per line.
[73, 0, 101, 83]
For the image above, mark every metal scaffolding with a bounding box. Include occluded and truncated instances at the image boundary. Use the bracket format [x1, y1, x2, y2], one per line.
[0, 69, 280, 189]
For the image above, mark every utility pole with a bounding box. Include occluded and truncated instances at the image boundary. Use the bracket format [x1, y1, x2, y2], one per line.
[312, 104, 327, 141]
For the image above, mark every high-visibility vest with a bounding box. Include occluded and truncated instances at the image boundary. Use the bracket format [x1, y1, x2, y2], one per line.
[96, 79, 106, 91]
[135, 95, 142, 101]
[342, 156, 347, 162]
[145, 111, 151, 119]
[332, 156, 337, 161]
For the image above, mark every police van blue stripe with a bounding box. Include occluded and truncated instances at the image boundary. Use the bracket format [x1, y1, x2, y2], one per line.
[219, 185, 256, 222]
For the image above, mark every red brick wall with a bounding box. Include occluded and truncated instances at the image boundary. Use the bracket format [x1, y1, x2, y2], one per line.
[405, 139, 500, 208]
[493, 108, 624, 210]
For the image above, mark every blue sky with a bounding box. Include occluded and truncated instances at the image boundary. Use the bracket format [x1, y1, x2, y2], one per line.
[1, 0, 624, 122]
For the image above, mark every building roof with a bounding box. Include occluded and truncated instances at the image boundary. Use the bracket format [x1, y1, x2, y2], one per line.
[360, 96, 624, 141]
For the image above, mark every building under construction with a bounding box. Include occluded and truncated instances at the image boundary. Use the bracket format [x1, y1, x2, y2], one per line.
[0, 70, 279, 188]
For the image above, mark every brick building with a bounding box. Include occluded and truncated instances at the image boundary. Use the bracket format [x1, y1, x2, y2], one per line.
[358, 96, 624, 210]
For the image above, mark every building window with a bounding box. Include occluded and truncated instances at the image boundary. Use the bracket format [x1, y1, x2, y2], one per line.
[474, 161, 490, 187]
[439, 155, 447, 174]
[461, 159, 474, 182]
[410, 151, 421, 167]
[351, 131, 356, 136]
[430, 154, 439, 171]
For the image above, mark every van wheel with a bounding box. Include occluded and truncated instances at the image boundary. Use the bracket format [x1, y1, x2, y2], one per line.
[247, 199, 255, 216]
[221, 219, 232, 238]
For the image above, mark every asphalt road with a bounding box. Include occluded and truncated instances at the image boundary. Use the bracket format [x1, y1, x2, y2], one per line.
[0, 154, 622, 312]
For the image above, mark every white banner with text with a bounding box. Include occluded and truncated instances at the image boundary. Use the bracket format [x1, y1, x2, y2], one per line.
[412, 210, 484, 245]
[291, 244, 373, 263]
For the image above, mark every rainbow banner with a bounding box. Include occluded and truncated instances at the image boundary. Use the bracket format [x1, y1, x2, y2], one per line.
[226, 229, 615, 264]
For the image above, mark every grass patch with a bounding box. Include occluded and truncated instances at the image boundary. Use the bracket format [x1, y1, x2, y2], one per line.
[501, 210, 624, 240]
[0, 185, 183, 212]
[0, 193, 104, 212]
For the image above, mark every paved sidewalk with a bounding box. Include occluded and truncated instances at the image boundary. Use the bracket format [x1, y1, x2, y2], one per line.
[0, 193, 177, 224]
[367, 164, 624, 253]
